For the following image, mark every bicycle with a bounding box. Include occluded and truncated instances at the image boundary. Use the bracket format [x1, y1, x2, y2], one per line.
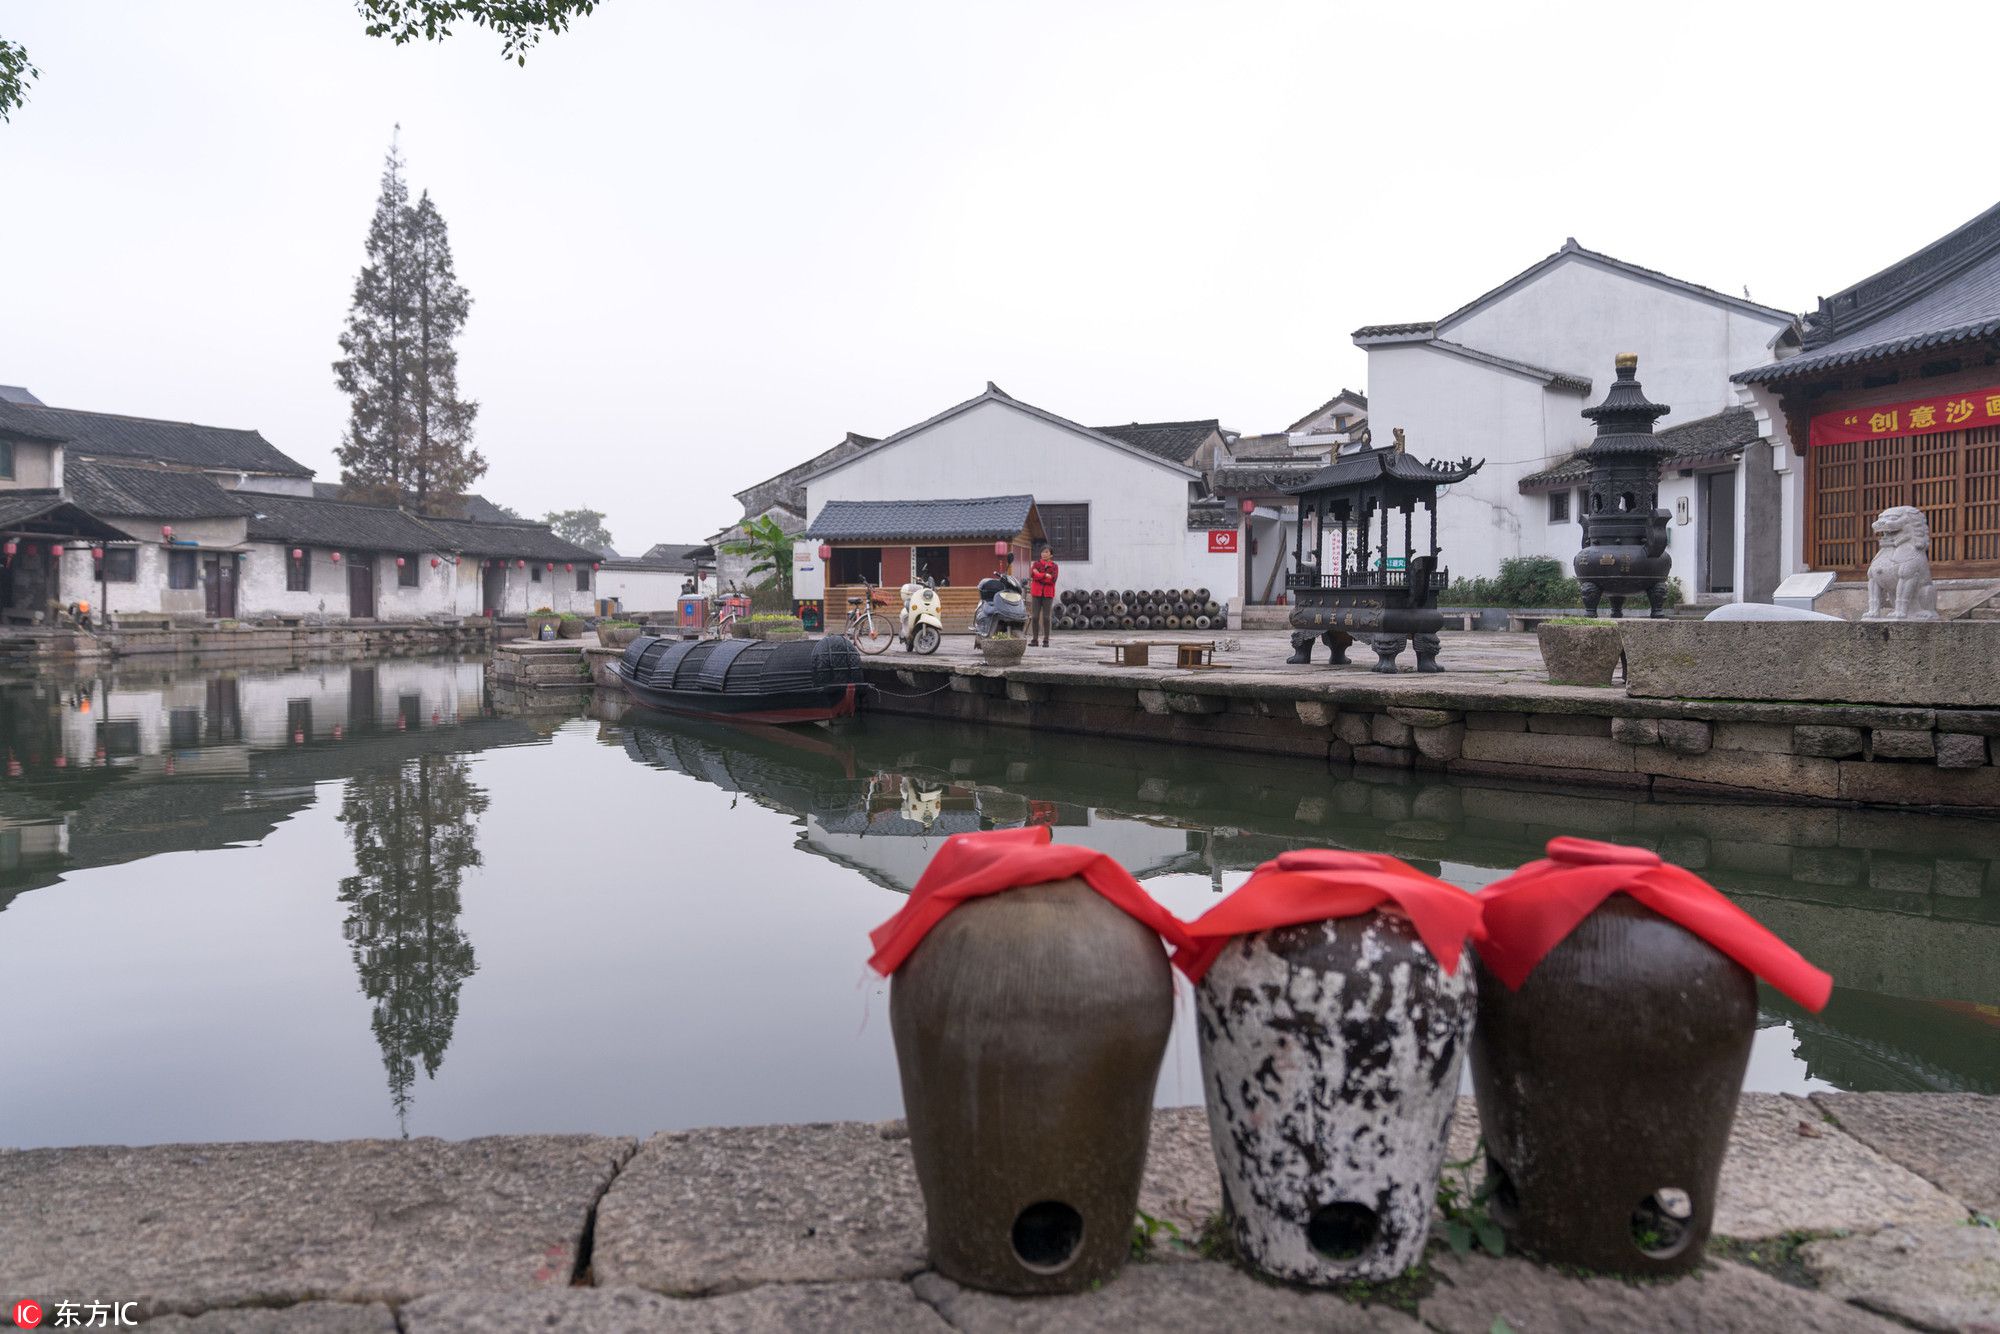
[701, 593, 746, 641]
[843, 580, 894, 655]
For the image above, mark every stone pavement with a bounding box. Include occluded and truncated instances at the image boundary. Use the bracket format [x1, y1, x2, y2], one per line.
[4, 1093, 1995, 1332]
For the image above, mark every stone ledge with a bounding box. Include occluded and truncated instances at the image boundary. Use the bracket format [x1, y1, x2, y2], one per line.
[589, 1122, 926, 1295]
[0, 1135, 635, 1318]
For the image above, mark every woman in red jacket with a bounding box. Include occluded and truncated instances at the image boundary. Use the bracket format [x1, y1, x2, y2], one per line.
[1028, 544, 1058, 646]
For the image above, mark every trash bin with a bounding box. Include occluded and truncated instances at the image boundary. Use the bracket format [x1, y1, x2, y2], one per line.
[869, 827, 1186, 1294]
[1176, 850, 1482, 1284]
[1471, 837, 1833, 1275]
[678, 596, 705, 629]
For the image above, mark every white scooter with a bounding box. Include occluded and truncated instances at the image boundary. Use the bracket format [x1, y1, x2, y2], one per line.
[895, 577, 944, 654]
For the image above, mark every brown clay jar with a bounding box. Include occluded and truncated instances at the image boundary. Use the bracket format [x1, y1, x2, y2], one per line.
[890, 876, 1174, 1293]
[1469, 894, 1757, 1275]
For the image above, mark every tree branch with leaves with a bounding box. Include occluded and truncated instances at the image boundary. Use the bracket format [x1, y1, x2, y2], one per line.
[0, 2, 599, 123]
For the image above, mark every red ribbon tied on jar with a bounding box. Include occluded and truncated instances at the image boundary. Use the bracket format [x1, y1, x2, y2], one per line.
[868, 826, 1190, 975]
[1476, 836, 1832, 1012]
[1175, 849, 1482, 983]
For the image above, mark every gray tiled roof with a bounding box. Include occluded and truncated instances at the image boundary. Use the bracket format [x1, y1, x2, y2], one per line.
[0, 402, 312, 475]
[1187, 501, 1234, 530]
[1284, 447, 1484, 494]
[1091, 420, 1220, 464]
[311, 483, 520, 523]
[66, 460, 245, 519]
[419, 515, 603, 562]
[1352, 321, 1438, 339]
[1518, 407, 1761, 491]
[1284, 389, 1368, 432]
[637, 542, 714, 571]
[1736, 243, 2000, 384]
[241, 494, 445, 552]
[0, 401, 71, 443]
[0, 490, 135, 539]
[1212, 463, 1324, 493]
[806, 495, 1035, 542]
[0, 386, 45, 406]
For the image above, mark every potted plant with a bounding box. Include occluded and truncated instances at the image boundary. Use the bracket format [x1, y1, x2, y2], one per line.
[977, 626, 1027, 666]
[597, 619, 641, 648]
[525, 606, 560, 640]
[557, 610, 587, 639]
[1535, 617, 1624, 686]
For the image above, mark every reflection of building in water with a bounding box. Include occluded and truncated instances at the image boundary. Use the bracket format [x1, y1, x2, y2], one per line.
[609, 707, 2000, 1095]
[338, 753, 488, 1131]
[0, 660, 541, 912]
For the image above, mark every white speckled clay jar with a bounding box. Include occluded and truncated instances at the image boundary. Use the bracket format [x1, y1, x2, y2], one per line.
[1193, 909, 1475, 1284]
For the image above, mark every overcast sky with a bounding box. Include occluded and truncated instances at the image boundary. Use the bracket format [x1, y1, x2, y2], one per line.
[2, 1, 1994, 550]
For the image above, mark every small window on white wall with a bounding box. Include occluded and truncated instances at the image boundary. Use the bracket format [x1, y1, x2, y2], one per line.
[1548, 490, 1571, 523]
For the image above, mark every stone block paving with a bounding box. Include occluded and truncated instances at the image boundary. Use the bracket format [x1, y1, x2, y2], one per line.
[2, 1097, 1994, 1332]
[0, 1135, 634, 1319]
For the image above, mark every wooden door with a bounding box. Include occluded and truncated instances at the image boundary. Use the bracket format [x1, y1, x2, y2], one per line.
[482, 564, 507, 616]
[201, 555, 239, 617]
[349, 557, 376, 619]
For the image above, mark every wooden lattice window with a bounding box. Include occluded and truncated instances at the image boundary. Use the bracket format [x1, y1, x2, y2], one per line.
[1808, 427, 2000, 576]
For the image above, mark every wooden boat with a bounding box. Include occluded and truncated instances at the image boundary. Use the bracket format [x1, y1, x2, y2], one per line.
[612, 634, 865, 724]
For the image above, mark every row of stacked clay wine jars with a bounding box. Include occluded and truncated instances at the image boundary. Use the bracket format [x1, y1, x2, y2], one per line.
[867, 829, 1833, 1294]
[1052, 587, 1220, 632]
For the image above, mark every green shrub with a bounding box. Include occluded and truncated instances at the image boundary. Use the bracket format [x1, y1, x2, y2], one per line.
[748, 584, 795, 613]
[1448, 556, 1579, 608]
[599, 619, 638, 629]
[557, 610, 585, 620]
[530, 605, 556, 615]
[748, 613, 802, 626]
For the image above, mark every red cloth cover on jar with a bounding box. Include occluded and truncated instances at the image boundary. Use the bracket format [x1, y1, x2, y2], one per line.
[867, 825, 1190, 976]
[1476, 836, 1833, 1012]
[1174, 849, 1482, 983]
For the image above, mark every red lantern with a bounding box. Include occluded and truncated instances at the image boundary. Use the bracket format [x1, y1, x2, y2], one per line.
[516, 559, 526, 569]
[50, 544, 63, 558]
[91, 547, 104, 561]
[994, 540, 1010, 557]
[161, 525, 174, 540]
[817, 543, 832, 560]
[565, 563, 573, 572]
[430, 557, 440, 568]
[1241, 498, 1257, 514]
[331, 551, 342, 564]
[592, 562, 600, 571]
[3, 541, 15, 560]
[291, 548, 303, 560]
[396, 556, 406, 568]
[546, 562, 554, 571]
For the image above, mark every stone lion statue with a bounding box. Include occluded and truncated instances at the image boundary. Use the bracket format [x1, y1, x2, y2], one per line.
[1864, 505, 1940, 621]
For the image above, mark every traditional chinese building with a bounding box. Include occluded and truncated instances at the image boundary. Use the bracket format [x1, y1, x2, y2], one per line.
[1735, 201, 2000, 602]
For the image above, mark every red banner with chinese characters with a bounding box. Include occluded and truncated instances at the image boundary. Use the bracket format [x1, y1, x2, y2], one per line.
[1207, 529, 1238, 553]
[1807, 387, 2000, 447]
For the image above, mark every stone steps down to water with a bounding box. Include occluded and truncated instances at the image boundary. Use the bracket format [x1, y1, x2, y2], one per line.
[4, 1093, 1994, 1331]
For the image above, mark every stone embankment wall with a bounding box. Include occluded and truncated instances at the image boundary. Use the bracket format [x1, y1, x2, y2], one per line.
[0, 620, 496, 663]
[856, 663, 2000, 812]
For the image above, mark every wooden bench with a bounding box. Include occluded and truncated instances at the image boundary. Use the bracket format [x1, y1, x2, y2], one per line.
[1096, 639, 1225, 670]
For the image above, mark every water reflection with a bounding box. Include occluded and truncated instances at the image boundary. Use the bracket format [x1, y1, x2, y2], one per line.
[0, 657, 1994, 1151]
[606, 698, 2000, 1096]
[337, 753, 487, 1132]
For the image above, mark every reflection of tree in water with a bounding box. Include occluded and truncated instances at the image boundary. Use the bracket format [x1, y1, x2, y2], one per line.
[337, 754, 488, 1133]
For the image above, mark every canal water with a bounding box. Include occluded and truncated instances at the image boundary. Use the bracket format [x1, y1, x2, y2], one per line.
[1, 656, 1994, 1149]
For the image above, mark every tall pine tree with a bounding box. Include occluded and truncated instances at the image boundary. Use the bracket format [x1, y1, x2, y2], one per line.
[406, 190, 483, 511]
[333, 137, 484, 513]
